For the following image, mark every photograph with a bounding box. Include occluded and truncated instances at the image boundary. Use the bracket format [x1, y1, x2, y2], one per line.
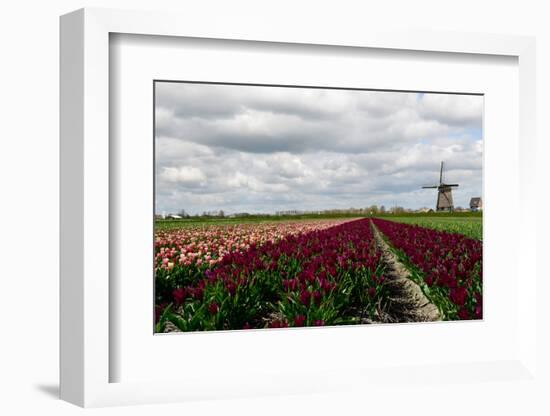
[153, 81, 483, 332]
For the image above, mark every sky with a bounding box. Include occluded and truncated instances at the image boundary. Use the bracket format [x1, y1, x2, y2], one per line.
[155, 82, 483, 215]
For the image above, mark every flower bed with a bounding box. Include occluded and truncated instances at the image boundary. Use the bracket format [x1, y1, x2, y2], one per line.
[155, 219, 387, 331]
[372, 218, 482, 320]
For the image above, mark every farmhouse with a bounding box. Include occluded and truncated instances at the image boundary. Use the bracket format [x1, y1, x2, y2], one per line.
[469, 197, 483, 212]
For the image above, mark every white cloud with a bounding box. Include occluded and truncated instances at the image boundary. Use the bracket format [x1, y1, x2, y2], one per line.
[419, 94, 483, 126]
[154, 83, 483, 214]
[159, 166, 206, 186]
[269, 153, 311, 179]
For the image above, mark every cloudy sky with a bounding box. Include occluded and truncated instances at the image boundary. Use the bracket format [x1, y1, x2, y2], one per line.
[155, 82, 483, 215]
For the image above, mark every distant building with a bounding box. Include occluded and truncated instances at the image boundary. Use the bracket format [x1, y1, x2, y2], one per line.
[276, 210, 302, 216]
[454, 207, 470, 213]
[167, 214, 183, 219]
[469, 197, 483, 212]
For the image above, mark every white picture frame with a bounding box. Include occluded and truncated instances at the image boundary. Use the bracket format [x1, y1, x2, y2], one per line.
[60, 7, 538, 408]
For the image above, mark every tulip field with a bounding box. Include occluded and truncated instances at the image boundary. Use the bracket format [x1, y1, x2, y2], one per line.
[155, 216, 482, 332]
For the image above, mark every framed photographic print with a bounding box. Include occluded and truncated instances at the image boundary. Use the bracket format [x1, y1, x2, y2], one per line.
[60, 7, 538, 409]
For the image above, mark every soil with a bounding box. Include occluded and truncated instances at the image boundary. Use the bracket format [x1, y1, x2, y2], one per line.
[370, 221, 441, 323]
[163, 321, 180, 333]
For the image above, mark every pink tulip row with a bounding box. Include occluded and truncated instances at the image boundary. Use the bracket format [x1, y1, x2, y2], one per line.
[155, 219, 356, 271]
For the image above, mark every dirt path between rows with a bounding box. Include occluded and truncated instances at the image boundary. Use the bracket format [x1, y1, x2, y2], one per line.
[370, 221, 441, 323]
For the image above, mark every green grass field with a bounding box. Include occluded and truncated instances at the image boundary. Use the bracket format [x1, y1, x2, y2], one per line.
[385, 216, 483, 240]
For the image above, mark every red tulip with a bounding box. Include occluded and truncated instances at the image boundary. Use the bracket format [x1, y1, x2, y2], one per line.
[450, 286, 468, 306]
[172, 288, 187, 305]
[226, 282, 237, 296]
[269, 319, 289, 328]
[300, 290, 311, 306]
[458, 307, 470, 320]
[294, 315, 306, 326]
[312, 290, 322, 305]
[208, 302, 219, 314]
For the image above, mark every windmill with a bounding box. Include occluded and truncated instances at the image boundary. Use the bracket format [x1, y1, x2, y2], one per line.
[422, 162, 459, 212]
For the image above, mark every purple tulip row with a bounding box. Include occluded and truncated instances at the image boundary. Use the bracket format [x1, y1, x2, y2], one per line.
[371, 218, 482, 320]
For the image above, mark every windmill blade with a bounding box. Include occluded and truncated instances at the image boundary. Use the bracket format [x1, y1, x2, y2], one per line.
[440, 161, 444, 184]
[422, 185, 438, 189]
[446, 184, 459, 187]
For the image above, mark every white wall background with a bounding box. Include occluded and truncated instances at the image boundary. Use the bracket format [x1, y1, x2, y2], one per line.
[0, 0, 548, 414]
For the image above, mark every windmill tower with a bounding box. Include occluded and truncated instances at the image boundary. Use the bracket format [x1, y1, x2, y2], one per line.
[422, 162, 459, 212]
